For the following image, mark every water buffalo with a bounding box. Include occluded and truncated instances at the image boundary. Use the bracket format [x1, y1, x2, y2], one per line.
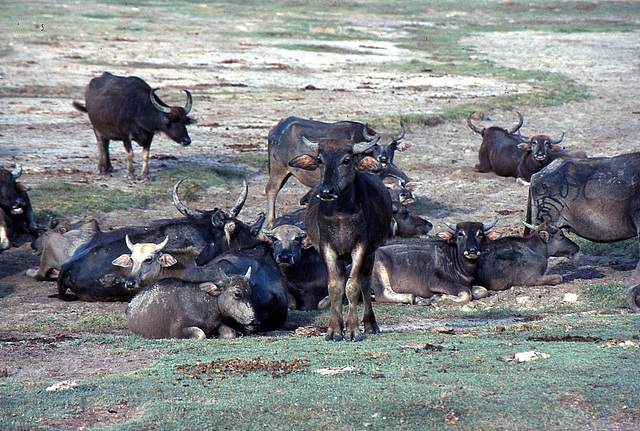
[185, 241, 291, 332]
[288, 137, 393, 341]
[262, 223, 328, 311]
[126, 268, 259, 339]
[0, 165, 37, 251]
[73, 72, 195, 180]
[31, 218, 101, 281]
[475, 222, 579, 291]
[390, 202, 433, 239]
[265, 116, 409, 228]
[372, 221, 498, 304]
[57, 180, 261, 301]
[468, 112, 569, 180]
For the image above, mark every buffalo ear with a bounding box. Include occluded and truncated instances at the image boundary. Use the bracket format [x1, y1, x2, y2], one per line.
[16, 183, 29, 192]
[539, 230, 550, 244]
[517, 142, 531, 151]
[397, 141, 412, 152]
[112, 254, 133, 268]
[438, 231, 454, 242]
[302, 236, 314, 249]
[485, 231, 500, 242]
[288, 154, 319, 171]
[357, 156, 382, 172]
[550, 144, 562, 151]
[200, 282, 222, 296]
[158, 253, 178, 268]
[405, 182, 422, 192]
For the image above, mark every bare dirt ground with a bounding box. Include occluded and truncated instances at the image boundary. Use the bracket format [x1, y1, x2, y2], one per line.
[1, 12, 639, 385]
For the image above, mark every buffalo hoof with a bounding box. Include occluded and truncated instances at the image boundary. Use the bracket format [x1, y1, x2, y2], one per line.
[627, 285, 640, 312]
[472, 285, 489, 300]
[440, 291, 471, 303]
[325, 332, 343, 342]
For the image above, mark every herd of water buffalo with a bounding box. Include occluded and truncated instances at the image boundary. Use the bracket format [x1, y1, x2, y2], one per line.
[1, 71, 639, 342]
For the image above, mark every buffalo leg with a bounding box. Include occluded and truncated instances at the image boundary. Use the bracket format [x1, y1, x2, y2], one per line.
[344, 246, 377, 341]
[323, 247, 346, 341]
[95, 134, 113, 174]
[264, 171, 291, 229]
[122, 138, 135, 179]
[359, 253, 379, 336]
[432, 282, 471, 302]
[182, 326, 207, 340]
[140, 137, 153, 180]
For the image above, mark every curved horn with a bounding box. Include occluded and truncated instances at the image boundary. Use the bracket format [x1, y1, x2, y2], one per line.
[353, 136, 380, 154]
[150, 88, 172, 114]
[125, 235, 134, 252]
[550, 132, 565, 145]
[509, 111, 524, 134]
[228, 179, 248, 218]
[301, 136, 319, 153]
[218, 268, 231, 284]
[394, 121, 405, 141]
[443, 221, 457, 231]
[517, 130, 532, 144]
[522, 221, 537, 231]
[363, 124, 377, 141]
[466, 112, 484, 134]
[11, 163, 23, 179]
[183, 90, 193, 115]
[155, 236, 169, 252]
[483, 219, 499, 231]
[244, 266, 252, 280]
[172, 178, 206, 219]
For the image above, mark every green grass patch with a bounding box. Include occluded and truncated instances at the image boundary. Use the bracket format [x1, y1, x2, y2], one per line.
[30, 166, 245, 219]
[568, 234, 639, 257]
[583, 282, 630, 311]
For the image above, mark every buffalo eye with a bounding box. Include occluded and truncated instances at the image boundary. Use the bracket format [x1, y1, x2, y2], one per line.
[342, 156, 351, 165]
[233, 290, 243, 300]
[457, 230, 465, 237]
[145, 256, 154, 263]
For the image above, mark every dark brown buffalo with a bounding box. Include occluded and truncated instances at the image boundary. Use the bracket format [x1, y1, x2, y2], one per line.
[526, 153, 640, 309]
[468, 112, 568, 180]
[262, 223, 328, 311]
[73, 72, 195, 180]
[265, 116, 409, 228]
[126, 269, 259, 339]
[57, 180, 261, 301]
[0, 165, 37, 251]
[288, 137, 393, 341]
[475, 222, 579, 291]
[372, 221, 498, 304]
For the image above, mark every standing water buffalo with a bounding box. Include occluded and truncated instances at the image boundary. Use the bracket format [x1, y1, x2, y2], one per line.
[265, 116, 409, 228]
[468, 112, 569, 180]
[126, 268, 259, 339]
[475, 222, 579, 291]
[0, 165, 37, 251]
[371, 221, 498, 304]
[526, 153, 640, 310]
[288, 137, 393, 341]
[73, 72, 195, 180]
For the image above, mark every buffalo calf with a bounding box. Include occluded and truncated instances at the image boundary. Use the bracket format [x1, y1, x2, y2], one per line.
[126, 269, 258, 339]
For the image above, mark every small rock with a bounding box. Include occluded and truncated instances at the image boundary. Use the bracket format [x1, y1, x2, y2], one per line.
[562, 293, 578, 302]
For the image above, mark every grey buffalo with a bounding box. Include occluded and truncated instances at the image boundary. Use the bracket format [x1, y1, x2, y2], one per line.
[73, 72, 195, 180]
[126, 268, 259, 339]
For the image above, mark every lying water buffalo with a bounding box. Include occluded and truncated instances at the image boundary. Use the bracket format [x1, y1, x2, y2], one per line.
[73, 72, 195, 180]
[372, 221, 498, 304]
[475, 222, 579, 291]
[126, 268, 259, 339]
[0, 164, 37, 251]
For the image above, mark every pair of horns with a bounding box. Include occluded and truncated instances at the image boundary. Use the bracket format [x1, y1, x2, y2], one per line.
[150, 88, 192, 115]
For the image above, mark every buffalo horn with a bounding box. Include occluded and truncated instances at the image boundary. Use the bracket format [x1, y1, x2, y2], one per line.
[483, 219, 499, 231]
[466, 112, 484, 134]
[522, 221, 537, 231]
[218, 268, 232, 285]
[125, 235, 135, 252]
[550, 132, 565, 145]
[509, 111, 524, 134]
[363, 124, 377, 141]
[245, 266, 252, 281]
[301, 136, 319, 152]
[172, 178, 206, 219]
[517, 130, 532, 144]
[228, 179, 248, 219]
[150, 88, 172, 114]
[183, 90, 193, 115]
[394, 121, 406, 141]
[11, 163, 23, 179]
[353, 137, 380, 154]
[443, 221, 457, 231]
[155, 236, 169, 252]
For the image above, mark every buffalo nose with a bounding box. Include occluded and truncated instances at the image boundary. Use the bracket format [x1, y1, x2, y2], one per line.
[317, 186, 338, 201]
[124, 279, 138, 289]
[182, 137, 191, 146]
[276, 253, 294, 266]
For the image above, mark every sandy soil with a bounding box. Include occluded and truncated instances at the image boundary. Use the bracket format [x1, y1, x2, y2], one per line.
[1, 12, 639, 385]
